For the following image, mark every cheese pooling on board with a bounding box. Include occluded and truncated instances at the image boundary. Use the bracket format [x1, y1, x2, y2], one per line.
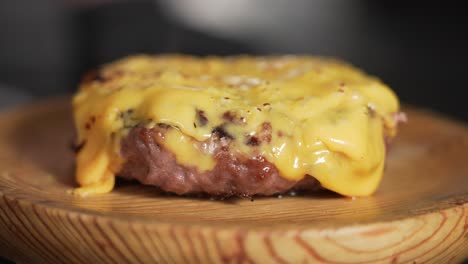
[73, 55, 400, 196]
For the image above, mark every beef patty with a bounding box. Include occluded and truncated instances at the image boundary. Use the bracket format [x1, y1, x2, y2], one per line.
[118, 126, 321, 197]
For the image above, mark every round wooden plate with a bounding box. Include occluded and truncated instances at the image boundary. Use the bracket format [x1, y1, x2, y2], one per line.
[0, 98, 466, 264]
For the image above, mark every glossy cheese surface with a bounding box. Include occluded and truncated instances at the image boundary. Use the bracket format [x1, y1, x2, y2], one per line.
[73, 55, 400, 196]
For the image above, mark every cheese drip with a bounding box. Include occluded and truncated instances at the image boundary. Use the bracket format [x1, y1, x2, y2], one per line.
[73, 55, 400, 196]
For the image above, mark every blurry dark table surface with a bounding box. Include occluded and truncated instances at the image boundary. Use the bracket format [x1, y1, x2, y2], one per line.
[0, 0, 467, 263]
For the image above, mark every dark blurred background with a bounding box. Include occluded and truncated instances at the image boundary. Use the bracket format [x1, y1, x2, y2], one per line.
[0, 0, 468, 122]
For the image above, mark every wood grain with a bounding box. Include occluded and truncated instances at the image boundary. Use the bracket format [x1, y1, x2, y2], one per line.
[0, 98, 466, 264]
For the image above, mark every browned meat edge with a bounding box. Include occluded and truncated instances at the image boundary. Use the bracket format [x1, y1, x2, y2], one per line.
[118, 126, 321, 197]
[117, 113, 405, 197]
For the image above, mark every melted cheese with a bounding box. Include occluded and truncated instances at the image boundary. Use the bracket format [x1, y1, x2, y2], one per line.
[72, 55, 400, 196]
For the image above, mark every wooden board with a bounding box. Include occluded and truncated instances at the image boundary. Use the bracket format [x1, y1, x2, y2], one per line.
[0, 98, 466, 264]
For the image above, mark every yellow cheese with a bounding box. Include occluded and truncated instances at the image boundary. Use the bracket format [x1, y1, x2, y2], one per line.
[72, 55, 400, 196]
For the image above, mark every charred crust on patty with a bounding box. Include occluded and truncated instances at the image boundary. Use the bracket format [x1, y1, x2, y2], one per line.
[222, 111, 236, 122]
[70, 140, 86, 154]
[246, 136, 260, 146]
[118, 127, 321, 196]
[259, 122, 272, 143]
[196, 109, 208, 126]
[212, 125, 233, 140]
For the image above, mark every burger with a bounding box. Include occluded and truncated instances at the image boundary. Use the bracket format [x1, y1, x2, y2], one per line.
[72, 55, 404, 197]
